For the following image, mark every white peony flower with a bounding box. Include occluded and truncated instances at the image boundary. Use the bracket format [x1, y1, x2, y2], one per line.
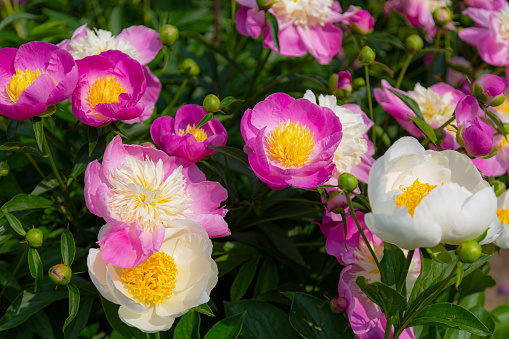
[365, 137, 502, 250]
[88, 222, 218, 333]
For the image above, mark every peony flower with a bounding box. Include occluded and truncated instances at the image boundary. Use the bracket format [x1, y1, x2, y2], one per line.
[59, 25, 162, 123]
[495, 190, 509, 249]
[303, 90, 374, 183]
[343, 6, 375, 35]
[85, 135, 229, 267]
[88, 225, 218, 333]
[459, 3, 509, 67]
[150, 104, 227, 163]
[325, 212, 417, 338]
[0, 41, 78, 120]
[462, 0, 506, 11]
[374, 80, 463, 150]
[240, 92, 342, 190]
[365, 136, 502, 250]
[72, 50, 146, 127]
[234, 0, 344, 64]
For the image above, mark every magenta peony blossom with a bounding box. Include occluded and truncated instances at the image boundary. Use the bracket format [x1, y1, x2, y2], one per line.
[150, 104, 228, 163]
[345, 7, 375, 35]
[84, 136, 229, 267]
[456, 95, 494, 157]
[325, 212, 417, 338]
[71, 50, 146, 127]
[241, 93, 342, 190]
[0, 41, 78, 120]
[462, 0, 506, 11]
[234, 0, 345, 64]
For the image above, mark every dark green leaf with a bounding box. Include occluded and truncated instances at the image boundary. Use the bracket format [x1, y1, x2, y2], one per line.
[283, 292, 354, 339]
[109, 122, 130, 139]
[28, 248, 43, 292]
[388, 88, 424, 121]
[174, 310, 200, 339]
[27, 310, 55, 339]
[231, 256, 260, 303]
[37, 105, 56, 118]
[0, 266, 20, 290]
[7, 120, 19, 141]
[253, 259, 279, 296]
[4, 212, 25, 236]
[421, 47, 453, 54]
[380, 242, 405, 289]
[426, 243, 453, 264]
[363, 33, 405, 49]
[64, 296, 94, 339]
[1, 194, 53, 213]
[193, 303, 215, 317]
[444, 305, 495, 339]
[31, 177, 58, 196]
[203, 312, 246, 339]
[63, 284, 80, 331]
[101, 297, 145, 339]
[457, 268, 496, 299]
[408, 115, 439, 148]
[258, 223, 307, 267]
[409, 303, 490, 336]
[0, 142, 45, 157]
[485, 109, 507, 139]
[196, 113, 214, 128]
[32, 117, 44, 152]
[207, 146, 250, 169]
[456, 261, 464, 289]
[371, 61, 394, 78]
[266, 12, 280, 53]
[356, 276, 407, 317]
[108, 5, 123, 34]
[61, 229, 75, 266]
[88, 126, 98, 157]
[0, 13, 39, 30]
[220, 96, 244, 109]
[70, 134, 107, 178]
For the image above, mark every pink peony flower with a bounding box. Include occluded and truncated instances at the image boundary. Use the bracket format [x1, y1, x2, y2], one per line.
[471, 74, 506, 106]
[0, 41, 78, 120]
[58, 25, 162, 123]
[72, 50, 146, 127]
[462, 0, 506, 11]
[150, 104, 228, 163]
[84, 136, 229, 267]
[241, 92, 342, 190]
[345, 7, 375, 35]
[234, 0, 345, 64]
[325, 212, 417, 338]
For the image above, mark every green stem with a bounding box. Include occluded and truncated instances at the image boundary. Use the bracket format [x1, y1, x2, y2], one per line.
[25, 154, 46, 179]
[2, 0, 24, 38]
[385, 316, 394, 339]
[162, 78, 189, 116]
[364, 65, 376, 153]
[155, 332, 161, 339]
[0, 246, 28, 300]
[397, 249, 415, 294]
[395, 53, 413, 89]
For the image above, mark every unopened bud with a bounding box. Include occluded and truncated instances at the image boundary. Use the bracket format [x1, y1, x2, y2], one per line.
[203, 94, 221, 113]
[179, 58, 200, 77]
[159, 24, 179, 45]
[330, 297, 348, 313]
[492, 181, 506, 197]
[433, 7, 452, 26]
[405, 35, 423, 53]
[25, 228, 43, 248]
[0, 162, 9, 177]
[456, 240, 482, 263]
[352, 77, 366, 90]
[338, 173, 358, 192]
[48, 264, 72, 285]
[358, 46, 376, 64]
[256, 0, 274, 10]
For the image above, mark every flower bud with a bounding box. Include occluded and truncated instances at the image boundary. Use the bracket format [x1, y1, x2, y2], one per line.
[338, 173, 358, 192]
[330, 296, 348, 313]
[456, 240, 482, 263]
[48, 264, 72, 285]
[159, 24, 179, 45]
[203, 94, 221, 113]
[350, 10, 374, 36]
[329, 71, 352, 99]
[471, 74, 506, 106]
[460, 14, 474, 28]
[405, 34, 423, 53]
[25, 228, 43, 248]
[179, 58, 200, 77]
[492, 180, 506, 197]
[358, 46, 376, 64]
[432, 7, 452, 26]
[256, 0, 274, 10]
[141, 142, 156, 149]
[327, 189, 348, 213]
[352, 77, 366, 90]
[456, 118, 494, 157]
[0, 162, 9, 177]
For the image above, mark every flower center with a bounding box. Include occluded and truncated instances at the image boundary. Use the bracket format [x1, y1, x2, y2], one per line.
[353, 240, 383, 280]
[108, 156, 192, 230]
[69, 28, 139, 60]
[497, 208, 509, 225]
[266, 119, 315, 168]
[177, 124, 208, 142]
[407, 84, 455, 127]
[89, 76, 126, 109]
[272, 0, 333, 28]
[495, 97, 509, 122]
[396, 179, 438, 217]
[499, 7, 509, 40]
[6, 69, 44, 103]
[122, 251, 178, 305]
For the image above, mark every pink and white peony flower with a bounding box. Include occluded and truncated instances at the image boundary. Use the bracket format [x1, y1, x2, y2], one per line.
[494, 190, 509, 249]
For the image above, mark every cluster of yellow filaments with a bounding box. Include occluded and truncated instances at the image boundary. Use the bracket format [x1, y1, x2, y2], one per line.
[497, 208, 509, 225]
[6, 69, 44, 103]
[121, 252, 178, 305]
[178, 124, 208, 142]
[89, 76, 126, 109]
[266, 119, 315, 168]
[395, 179, 439, 217]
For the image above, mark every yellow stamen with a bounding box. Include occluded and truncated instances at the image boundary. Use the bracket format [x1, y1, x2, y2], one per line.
[395, 179, 438, 217]
[267, 119, 315, 168]
[6, 69, 44, 103]
[497, 208, 509, 225]
[178, 124, 208, 142]
[89, 76, 126, 108]
[121, 252, 178, 305]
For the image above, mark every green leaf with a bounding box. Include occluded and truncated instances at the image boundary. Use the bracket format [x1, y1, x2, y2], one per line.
[7, 120, 19, 141]
[64, 296, 94, 339]
[455, 261, 464, 289]
[379, 242, 405, 289]
[409, 303, 491, 336]
[231, 256, 260, 303]
[457, 268, 496, 299]
[32, 117, 44, 153]
[207, 146, 250, 169]
[203, 312, 246, 339]
[27, 310, 55, 339]
[193, 303, 215, 317]
[196, 112, 214, 128]
[101, 297, 145, 339]
[371, 60, 394, 78]
[363, 33, 405, 49]
[444, 305, 495, 338]
[28, 248, 43, 292]
[31, 177, 58, 196]
[408, 115, 440, 148]
[388, 88, 425, 121]
[284, 292, 354, 339]
[88, 126, 99, 157]
[266, 12, 280, 53]
[1, 194, 53, 213]
[4, 211, 25, 236]
[485, 108, 507, 139]
[220, 96, 244, 109]
[109, 122, 130, 139]
[174, 310, 200, 339]
[61, 229, 75, 266]
[426, 243, 453, 264]
[421, 47, 453, 54]
[0, 266, 20, 290]
[0, 142, 45, 157]
[253, 259, 279, 297]
[70, 134, 107, 178]
[0, 13, 39, 31]
[37, 105, 56, 118]
[224, 300, 297, 339]
[356, 276, 407, 317]
[258, 223, 307, 267]
[0, 288, 68, 330]
[63, 284, 80, 331]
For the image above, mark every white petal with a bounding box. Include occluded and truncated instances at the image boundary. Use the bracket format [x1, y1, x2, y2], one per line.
[384, 137, 425, 162]
[499, 190, 509, 209]
[118, 306, 175, 333]
[495, 224, 509, 249]
[87, 249, 118, 304]
[442, 150, 487, 193]
[106, 267, 149, 314]
[303, 90, 316, 104]
[481, 217, 503, 245]
[155, 275, 208, 318]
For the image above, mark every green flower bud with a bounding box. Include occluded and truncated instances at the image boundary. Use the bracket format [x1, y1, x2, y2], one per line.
[471, 83, 490, 103]
[358, 46, 376, 64]
[352, 77, 366, 91]
[25, 228, 43, 248]
[0, 162, 9, 177]
[48, 264, 72, 285]
[490, 95, 505, 107]
[338, 173, 358, 192]
[159, 24, 179, 45]
[405, 34, 424, 53]
[203, 94, 221, 113]
[456, 240, 482, 263]
[256, 0, 274, 10]
[328, 74, 339, 95]
[433, 7, 452, 26]
[179, 58, 200, 77]
[460, 14, 474, 28]
[492, 181, 506, 197]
